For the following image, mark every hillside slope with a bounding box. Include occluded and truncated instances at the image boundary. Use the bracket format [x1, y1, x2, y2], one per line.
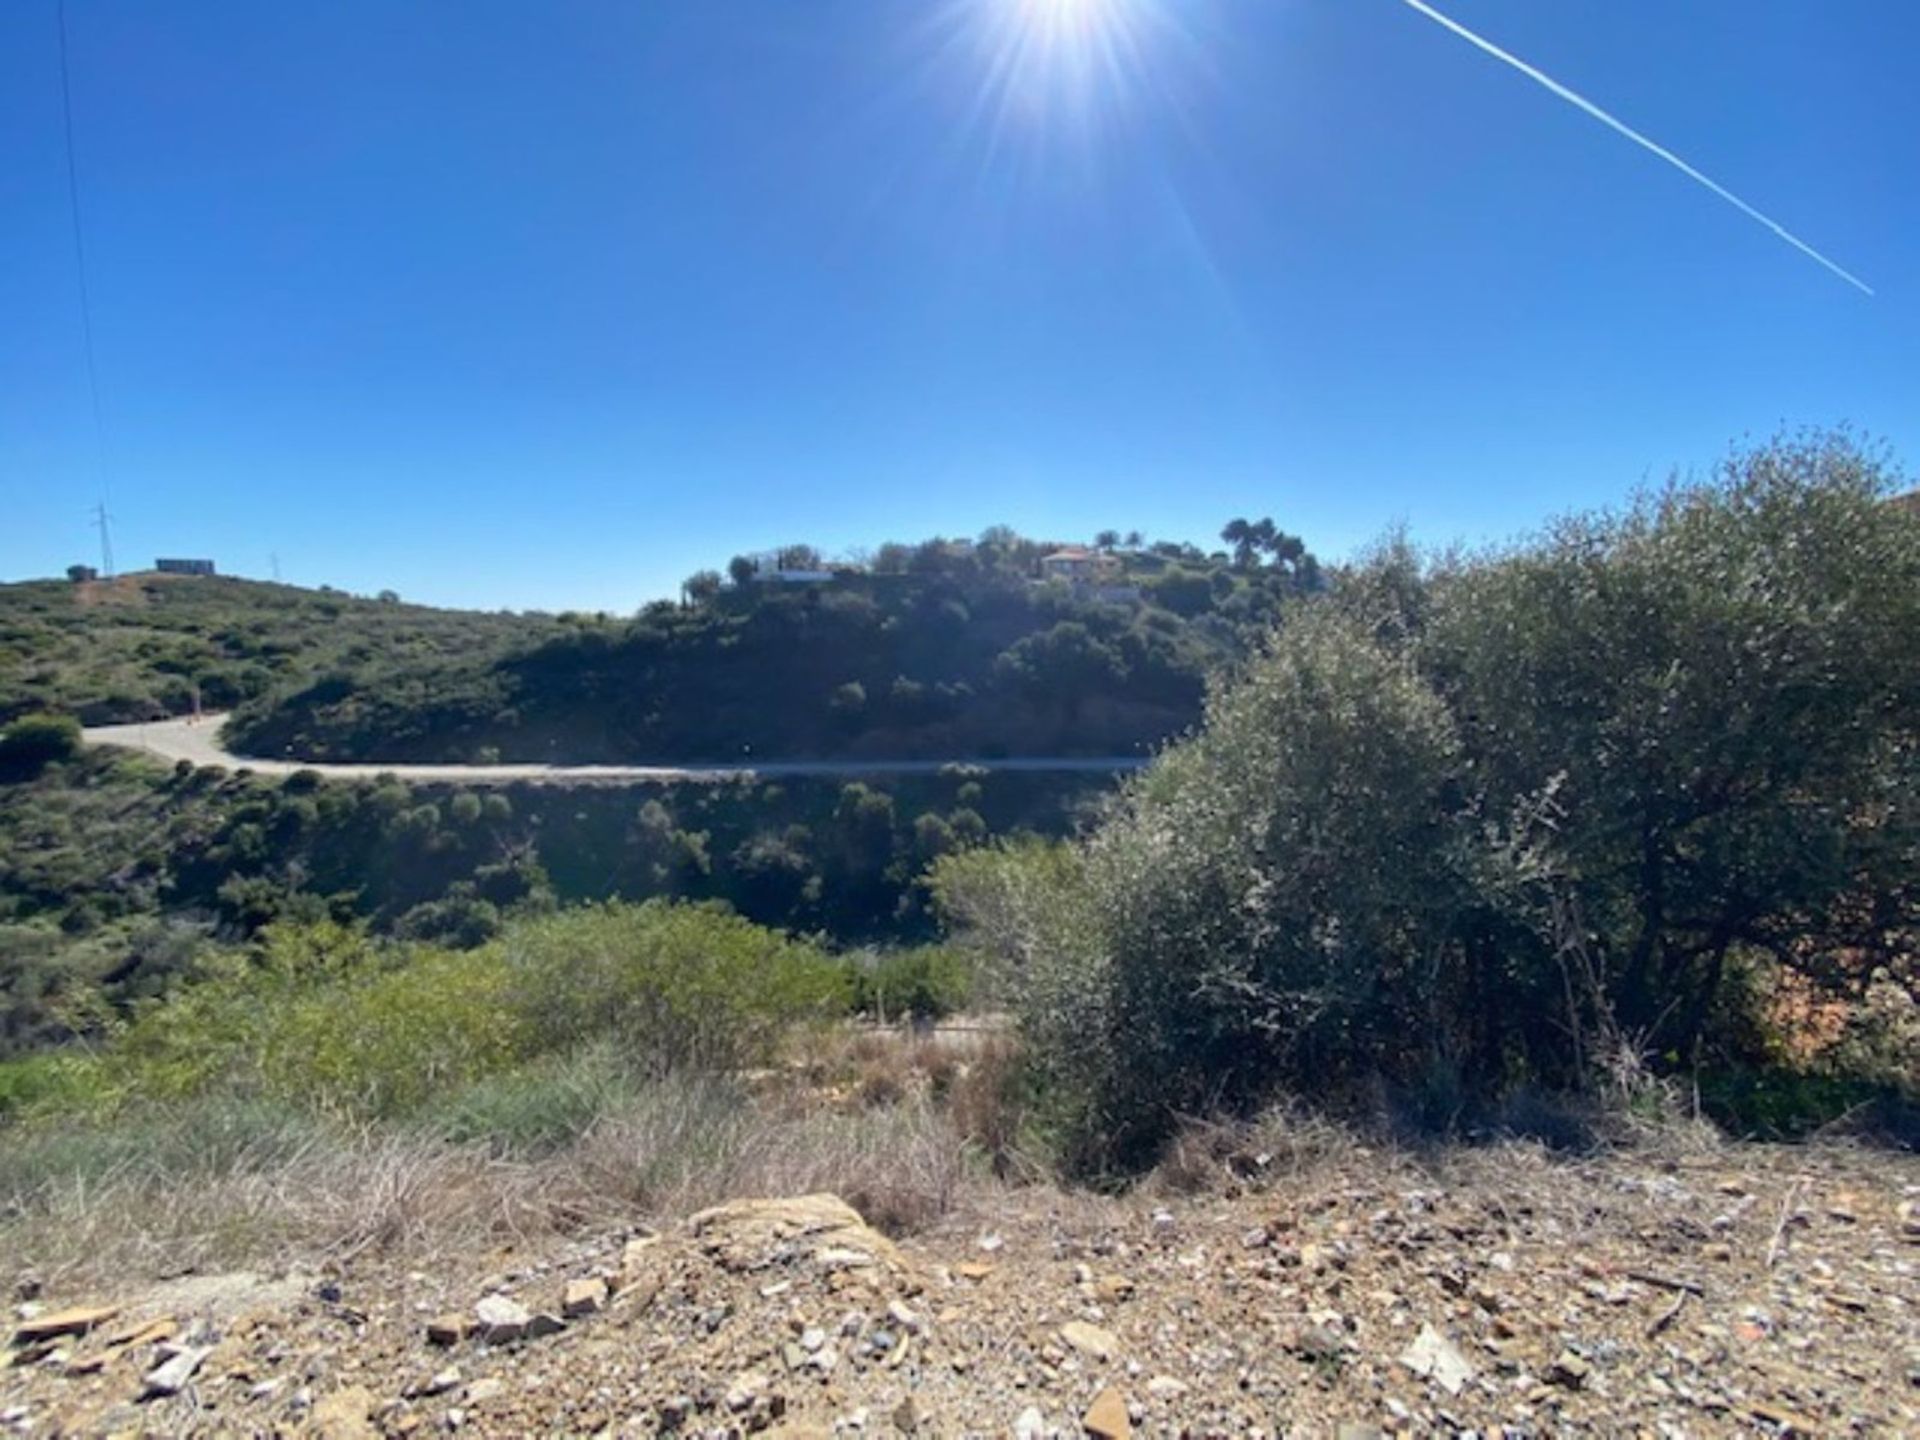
[227, 536, 1319, 764]
[0, 573, 558, 727]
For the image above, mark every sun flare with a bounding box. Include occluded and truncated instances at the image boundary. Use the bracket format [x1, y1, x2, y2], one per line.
[954, 0, 1172, 139]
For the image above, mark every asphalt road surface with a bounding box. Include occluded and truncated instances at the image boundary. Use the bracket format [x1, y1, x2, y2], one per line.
[82, 715, 1152, 786]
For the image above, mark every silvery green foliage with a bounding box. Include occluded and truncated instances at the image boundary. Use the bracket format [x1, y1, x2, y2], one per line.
[1075, 610, 1471, 1167]
[1419, 431, 1920, 1056]
[928, 838, 1111, 1150]
[945, 432, 1920, 1173]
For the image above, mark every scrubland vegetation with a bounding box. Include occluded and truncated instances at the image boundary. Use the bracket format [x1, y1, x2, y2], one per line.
[0, 433, 1915, 1283]
[934, 433, 1920, 1171]
[226, 525, 1322, 763]
[0, 746, 1087, 1056]
[0, 573, 558, 727]
[0, 904, 999, 1278]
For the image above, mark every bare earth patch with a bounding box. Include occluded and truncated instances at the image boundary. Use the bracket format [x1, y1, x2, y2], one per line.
[4, 1140, 1915, 1436]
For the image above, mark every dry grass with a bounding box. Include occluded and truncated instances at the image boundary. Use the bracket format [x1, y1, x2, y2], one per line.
[784, 1020, 1039, 1180]
[0, 1069, 999, 1296]
[5, 1017, 1812, 1302]
[1144, 1103, 1410, 1200]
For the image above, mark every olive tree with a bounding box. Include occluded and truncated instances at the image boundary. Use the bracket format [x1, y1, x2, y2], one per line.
[1072, 609, 1474, 1167]
[1419, 432, 1920, 1063]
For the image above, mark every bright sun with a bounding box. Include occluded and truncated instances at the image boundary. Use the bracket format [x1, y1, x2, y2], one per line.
[1024, 0, 1107, 26]
[965, 0, 1161, 133]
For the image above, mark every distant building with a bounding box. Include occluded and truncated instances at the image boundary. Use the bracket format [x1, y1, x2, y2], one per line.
[67, 564, 98, 583]
[735, 551, 845, 585]
[1038, 547, 1107, 584]
[155, 558, 216, 577]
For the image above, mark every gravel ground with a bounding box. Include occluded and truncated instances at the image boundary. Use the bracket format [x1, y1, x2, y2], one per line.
[5, 1139, 1916, 1436]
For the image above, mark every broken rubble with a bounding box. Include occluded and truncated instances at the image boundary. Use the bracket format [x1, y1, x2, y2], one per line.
[1082, 1386, 1131, 1438]
[1399, 1323, 1474, 1396]
[427, 1313, 470, 1346]
[310, 1384, 377, 1439]
[8, 1161, 1917, 1435]
[1546, 1351, 1591, 1389]
[473, 1295, 531, 1345]
[10, 1305, 118, 1345]
[562, 1277, 607, 1318]
[141, 1344, 213, 1399]
[690, 1194, 904, 1275]
[1059, 1320, 1119, 1362]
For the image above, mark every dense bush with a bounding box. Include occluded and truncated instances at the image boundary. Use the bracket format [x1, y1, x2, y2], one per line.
[0, 713, 80, 775]
[0, 903, 849, 1124]
[936, 435, 1920, 1172]
[848, 946, 974, 1022]
[1417, 433, 1920, 1066]
[500, 902, 849, 1079]
[1085, 610, 1472, 1165]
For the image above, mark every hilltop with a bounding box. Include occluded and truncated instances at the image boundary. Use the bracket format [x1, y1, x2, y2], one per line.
[3, 527, 1322, 769]
[225, 529, 1321, 765]
[0, 572, 558, 729]
[0, 526, 1317, 1052]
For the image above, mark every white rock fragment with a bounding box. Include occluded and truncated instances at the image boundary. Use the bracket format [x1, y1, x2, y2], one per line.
[1400, 1323, 1474, 1396]
[474, 1295, 531, 1344]
[142, 1344, 214, 1398]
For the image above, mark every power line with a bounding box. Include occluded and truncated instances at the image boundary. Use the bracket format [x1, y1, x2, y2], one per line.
[56, 0, 111, 485]
[91, 499, 114, 578]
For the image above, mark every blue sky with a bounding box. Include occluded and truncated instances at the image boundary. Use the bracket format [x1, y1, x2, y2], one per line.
[3, 0, 1914, 612]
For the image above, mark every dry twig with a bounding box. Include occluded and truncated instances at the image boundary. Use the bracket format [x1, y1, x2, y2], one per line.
[1625, 1269, 1705, 1296]
[1645, 1289, 1687, 1337]
[1765, 1176, 1808, 1270]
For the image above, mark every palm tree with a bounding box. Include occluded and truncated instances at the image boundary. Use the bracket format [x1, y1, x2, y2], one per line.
[1221, 518, 1256, 569]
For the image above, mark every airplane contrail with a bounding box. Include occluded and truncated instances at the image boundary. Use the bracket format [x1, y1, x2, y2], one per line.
[1397, 0, 1873, 296]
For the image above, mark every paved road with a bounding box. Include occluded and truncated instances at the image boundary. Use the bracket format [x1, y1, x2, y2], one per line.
[82, 715, 1151, 787]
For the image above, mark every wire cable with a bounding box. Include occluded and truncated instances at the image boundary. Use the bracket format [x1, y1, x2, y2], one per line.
[56, 0, 112, 489]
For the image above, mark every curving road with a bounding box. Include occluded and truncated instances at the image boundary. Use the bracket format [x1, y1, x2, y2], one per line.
[82, 715, 1151, 787]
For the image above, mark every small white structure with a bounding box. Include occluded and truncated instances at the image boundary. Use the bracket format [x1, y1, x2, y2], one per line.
[1039, 547, 1104, 583]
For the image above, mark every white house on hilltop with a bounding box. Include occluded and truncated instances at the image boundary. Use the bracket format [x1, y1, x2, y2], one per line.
[1038, 547, 1105, 583]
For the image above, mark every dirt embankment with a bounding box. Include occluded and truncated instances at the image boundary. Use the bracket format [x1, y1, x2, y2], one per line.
[5, 1143, 1916, 1436]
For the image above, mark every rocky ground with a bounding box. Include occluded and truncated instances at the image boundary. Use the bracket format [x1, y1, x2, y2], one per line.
[4, 1138, 1916, 1437]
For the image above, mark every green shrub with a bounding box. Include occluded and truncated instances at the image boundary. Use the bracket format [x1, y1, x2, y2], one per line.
[393, 890, 503, 948]
[424, 1043, 643, 1155]
[254, 945, 519, 1118]
[850, 946, 973, 1022]
[500, 901, 849, 1078]
[1070, 609, 1471, 1169]
[936, 433, 1920, 1174]
[0, 1051, 103, 1119]
[0, 714, 80, 776]
[1415, 432, 1920, 1065]
[0, 904, 843, 1128]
